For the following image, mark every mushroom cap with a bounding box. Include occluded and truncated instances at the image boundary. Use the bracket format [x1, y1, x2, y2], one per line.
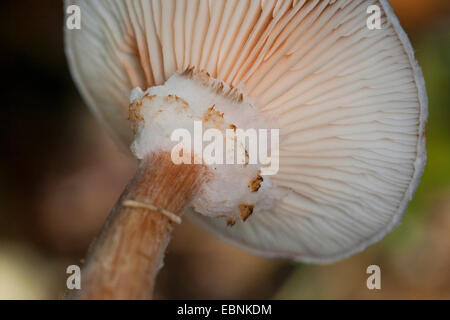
[65, 0, 427, 263]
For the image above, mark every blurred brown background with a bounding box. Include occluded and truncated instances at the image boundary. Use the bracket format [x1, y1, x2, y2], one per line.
[0, 1, 449, 299]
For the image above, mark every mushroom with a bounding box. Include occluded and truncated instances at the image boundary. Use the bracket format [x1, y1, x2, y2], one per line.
[65, 0, 427, 299]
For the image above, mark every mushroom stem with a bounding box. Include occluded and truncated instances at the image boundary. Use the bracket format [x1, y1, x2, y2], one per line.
[69, 152, 208, 300]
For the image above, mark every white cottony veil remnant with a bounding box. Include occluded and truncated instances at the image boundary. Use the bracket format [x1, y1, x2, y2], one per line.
[129, 73, 284, 223]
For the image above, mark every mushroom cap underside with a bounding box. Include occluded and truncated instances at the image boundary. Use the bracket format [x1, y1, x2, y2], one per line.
[65, 0, 427, 263]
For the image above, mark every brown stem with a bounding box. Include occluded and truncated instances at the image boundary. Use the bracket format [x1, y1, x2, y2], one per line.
[69, 152, 209, 300]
